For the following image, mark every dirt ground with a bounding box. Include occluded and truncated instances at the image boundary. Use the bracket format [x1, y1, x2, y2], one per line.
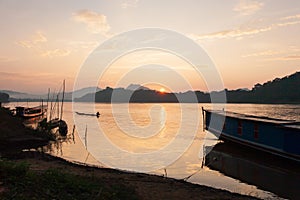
[3, 151, 259, 200]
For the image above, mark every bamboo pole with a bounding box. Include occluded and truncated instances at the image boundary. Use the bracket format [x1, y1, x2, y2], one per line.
[60, 80, 65, 120]
[46, 88, 50, 121]
[57, 94, 59, 119]
[85, 125, 88, 149]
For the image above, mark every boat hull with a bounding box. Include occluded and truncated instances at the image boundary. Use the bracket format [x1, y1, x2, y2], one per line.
[203, 109, 300, 162]
[15, 106, 46, 119]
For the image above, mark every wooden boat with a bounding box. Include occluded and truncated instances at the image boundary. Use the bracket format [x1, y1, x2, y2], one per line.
[58, 120, 68, 136]
[39, 117, 67, 136]
[75, 111, 100, 118]
[38, 80, 68, 136]
[46, 118, 60, 129]
[15, 106, 47, 119]
[202, 108, 300, 162]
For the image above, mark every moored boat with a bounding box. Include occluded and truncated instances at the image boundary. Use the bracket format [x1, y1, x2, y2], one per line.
[39, 117, 67, 136]
[42, 80, 68, 136]
[15, 106, 47, 119]
[202, 108, 300, 162]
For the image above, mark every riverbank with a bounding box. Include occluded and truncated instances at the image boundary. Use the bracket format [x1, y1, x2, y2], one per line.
[0, 107, 258, 199]
[1, 151, 259, 200]
[0, 107, 54, 151]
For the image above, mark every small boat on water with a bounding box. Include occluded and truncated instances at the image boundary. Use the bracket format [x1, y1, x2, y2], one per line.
[15, 106, 47, 119]
[75, 111, 100, 118]
[202, 108, 300, 162]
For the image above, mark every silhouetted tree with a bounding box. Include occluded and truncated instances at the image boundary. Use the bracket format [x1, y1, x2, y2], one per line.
[76, 71, 300, 104]
[0, 92, 9, 107]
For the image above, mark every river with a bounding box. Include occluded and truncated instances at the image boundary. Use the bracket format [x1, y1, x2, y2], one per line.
[7, 102, 300, 199]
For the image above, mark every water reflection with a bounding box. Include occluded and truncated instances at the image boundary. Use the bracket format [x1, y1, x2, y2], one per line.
[205, 142, 300, 199]
[7, 102, 300, 199]
[40, 132, 75, 157]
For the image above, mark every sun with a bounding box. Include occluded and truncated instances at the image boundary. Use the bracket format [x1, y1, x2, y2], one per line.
[159, 88, 166, 93]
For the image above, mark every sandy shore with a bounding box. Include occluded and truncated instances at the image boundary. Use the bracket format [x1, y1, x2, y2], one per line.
[2, 151, 259, 200]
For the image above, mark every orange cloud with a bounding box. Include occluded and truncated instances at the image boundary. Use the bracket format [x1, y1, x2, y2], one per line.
[193, 26, 271, 40]
[73, 10, 111, 36]
[121, 0, 139, 9]
[17, 31, 47, 49]
[278, 55, 300, 61]
[242, 50, 282, 58]
[41, 49, 71, 58]
[276, 21, 300, 27]
[281, 14, 300, 20]
[16, 32, 70, 58]
[193, 19, 300, 41]
[234, 0, 264, 16]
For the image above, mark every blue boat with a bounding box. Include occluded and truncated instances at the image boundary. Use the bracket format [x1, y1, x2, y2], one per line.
[202, 108, 300, 162]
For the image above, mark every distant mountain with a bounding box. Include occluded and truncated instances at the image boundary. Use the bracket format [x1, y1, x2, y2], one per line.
[126, 84, 150, 91]
[72, 87, 101, 99]
[64, 87, 101, 100]
[2, 87, 101, 102]
[0, 92, 9, 103]
[75, 71, 300, 104]
[0, 90, 45, 100]
[71, 87, 102, 102]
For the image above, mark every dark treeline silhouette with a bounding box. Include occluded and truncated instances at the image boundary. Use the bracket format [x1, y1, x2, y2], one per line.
[0, 92, 9, 103]
[245, 72, 299, 103]
[0, 92, 9, 107]
[74, 71, 300, 104]
[225, 71, 300, 103]
[88, 88, 225, 103]
[92, 87, 179, 103]
[4, 72, 298, 103]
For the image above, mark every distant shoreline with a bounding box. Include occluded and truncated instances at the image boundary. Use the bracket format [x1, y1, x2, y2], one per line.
[2, 71, 300, 104]
[6, 100, 300, 105]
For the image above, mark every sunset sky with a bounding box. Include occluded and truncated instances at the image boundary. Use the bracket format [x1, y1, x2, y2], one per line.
[0, 0, 300, 94]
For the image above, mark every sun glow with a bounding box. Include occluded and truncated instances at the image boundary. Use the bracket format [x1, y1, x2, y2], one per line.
[159, 88, 166, 93]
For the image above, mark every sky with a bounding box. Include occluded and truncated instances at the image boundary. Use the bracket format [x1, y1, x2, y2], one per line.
[0, 0, 300, 94]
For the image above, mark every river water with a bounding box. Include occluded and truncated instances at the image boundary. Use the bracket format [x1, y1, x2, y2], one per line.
[7, 102, 300, 199]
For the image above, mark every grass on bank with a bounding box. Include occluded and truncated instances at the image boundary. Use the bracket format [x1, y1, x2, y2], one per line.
[0, 159, 137, 200]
